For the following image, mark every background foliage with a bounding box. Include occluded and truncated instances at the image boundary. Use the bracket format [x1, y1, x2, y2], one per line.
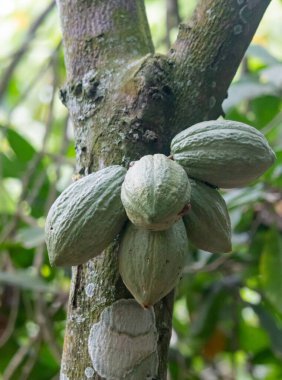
[0, 0, 282, 379]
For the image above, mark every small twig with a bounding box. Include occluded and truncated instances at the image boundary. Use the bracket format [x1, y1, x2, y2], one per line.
[26, 49, 61, 209]
[0, 0, 56, 101]
[33, 243, 45, 272]
[43, 151, 74, 166]
[17, 210, 40, 228]
[20, 339, 41, 380]
[35, 296, 62, 362]
[0, 287, 20, 347]
[32, 241, 62, 363]
[26, 169, 48, 206]
[2, 332, 41, 380]
[0, 255, 20, 348]
[261, 111, 282, 135]
[7, 41, 62, 114]
[183, 251, 233, 274]
[0, 54, 59, 244]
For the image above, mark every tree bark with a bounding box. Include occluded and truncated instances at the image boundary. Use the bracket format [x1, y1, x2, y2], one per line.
[56, 0, 271, 379]
[168, 0, 272, 136]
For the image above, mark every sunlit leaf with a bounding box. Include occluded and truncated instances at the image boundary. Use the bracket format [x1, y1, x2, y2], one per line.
[252, 304, 282, 358]
[0, 182, 16, 213]
[0, 153, 24, 178]
[261, 64, 282, 89]
[247, 44, 279, 65]
[16, 226, 45, 248]
[223, 80, 277, 112]
[251, 96, 281, 128]
[0, 270, 57, 293]
[3, 126, 36, 163]
[223, 185, 264, 210]
[239, 319, 270, 354]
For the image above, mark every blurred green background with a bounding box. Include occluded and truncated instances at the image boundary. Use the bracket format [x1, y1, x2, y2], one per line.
[0, 0, 282, 379]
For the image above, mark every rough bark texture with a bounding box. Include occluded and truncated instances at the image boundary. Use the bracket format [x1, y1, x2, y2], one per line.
[56, 0, 271, 379]
[168, 0, 272, 136]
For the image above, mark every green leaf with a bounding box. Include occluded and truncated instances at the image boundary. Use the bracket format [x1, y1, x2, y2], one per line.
[223, 184, 264, 210]
[0, 153, 23, 178]
[223, 80, 277, 112]
[261, 64, 282, 89]
[16, 226, 45, 248]
[189, 284, 226, 339]
[2, 126, 36, 163]
[247, 44, 279, 65]
[260, 230, 282, 314]
[251, 95, 281, 128]
[239, 319, 270, 354]
[252, 304, 282, 358]
[0, 270, 57, 293]
[0, 182, 16, 213]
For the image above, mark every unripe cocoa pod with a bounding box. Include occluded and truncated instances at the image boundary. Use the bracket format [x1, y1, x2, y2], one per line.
[183, 179, 231, 253]
[45, 165, 127, 266]
[171, 120, 275, 188]
[119, 219, 188, 307]
[121, 154, 191, 231]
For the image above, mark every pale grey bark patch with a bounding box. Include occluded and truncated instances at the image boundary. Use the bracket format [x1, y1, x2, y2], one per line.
[88, 299, 159, 379]
[85, 283, 95, 298]
[84, 366, 95, 378]
[60, 373, 69, 380]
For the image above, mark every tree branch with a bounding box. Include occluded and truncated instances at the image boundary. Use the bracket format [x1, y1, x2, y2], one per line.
[168, 0, 271, 136]
[57, 0, 154, 79]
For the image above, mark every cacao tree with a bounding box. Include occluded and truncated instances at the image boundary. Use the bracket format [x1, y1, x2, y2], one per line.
[55, 0, 272, 378]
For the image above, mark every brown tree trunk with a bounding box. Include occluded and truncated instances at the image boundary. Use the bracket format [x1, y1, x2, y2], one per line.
[56, 0, 271, 378]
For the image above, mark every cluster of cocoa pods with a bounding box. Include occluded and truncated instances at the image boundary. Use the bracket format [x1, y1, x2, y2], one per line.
[45, 120, 275, 308]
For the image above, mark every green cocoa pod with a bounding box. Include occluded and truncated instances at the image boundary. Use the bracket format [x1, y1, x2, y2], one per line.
[119, 219, 188, 307]
[45, 165, 127, 266]
[121, 154, 191, 231]
[171, 120, 275, 188]
[183, 179, 231, 253]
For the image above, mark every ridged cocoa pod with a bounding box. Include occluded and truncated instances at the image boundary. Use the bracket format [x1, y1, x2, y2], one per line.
[183, 179, 231, 253]
[119, 219, 188, 307]
[171, 120, 275, 188]
[45, 165, 127, 266]
[121, 154, 191, 231]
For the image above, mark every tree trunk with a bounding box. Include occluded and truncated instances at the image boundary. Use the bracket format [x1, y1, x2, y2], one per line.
[56, 0, 271, 379]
